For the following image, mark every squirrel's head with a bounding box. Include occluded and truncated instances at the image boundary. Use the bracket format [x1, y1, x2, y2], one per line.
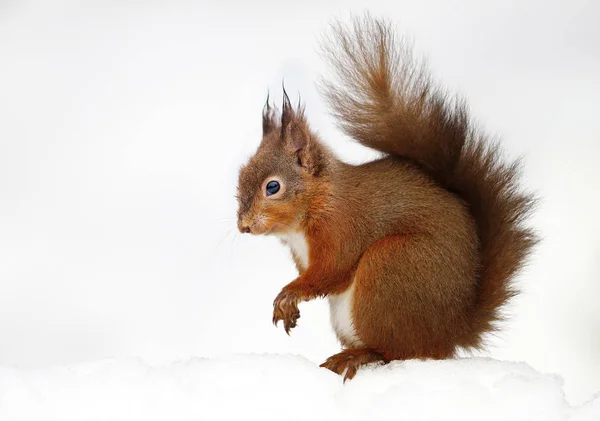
[236, 90, 330, 236]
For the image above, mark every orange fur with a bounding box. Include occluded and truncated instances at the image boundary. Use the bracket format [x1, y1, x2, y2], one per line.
[236, 15, 537, 379]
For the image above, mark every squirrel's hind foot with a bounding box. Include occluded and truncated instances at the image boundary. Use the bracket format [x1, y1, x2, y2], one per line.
[320, 348, 388, 382]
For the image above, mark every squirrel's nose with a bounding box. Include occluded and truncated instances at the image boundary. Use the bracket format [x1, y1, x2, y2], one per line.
[238, 219, 252, 234]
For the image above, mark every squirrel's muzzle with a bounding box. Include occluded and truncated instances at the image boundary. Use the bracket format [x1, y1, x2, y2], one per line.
[238, 212, 269, 235]
[238, 219, 252, 234]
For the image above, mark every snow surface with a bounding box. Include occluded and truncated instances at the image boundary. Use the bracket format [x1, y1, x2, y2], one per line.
[0, 355, 598, 421]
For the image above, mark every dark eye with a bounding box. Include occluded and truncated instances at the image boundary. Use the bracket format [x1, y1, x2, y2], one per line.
[266, 180, 280, 196]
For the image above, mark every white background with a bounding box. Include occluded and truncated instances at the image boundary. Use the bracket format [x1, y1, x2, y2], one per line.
[0, 0, 598, 405]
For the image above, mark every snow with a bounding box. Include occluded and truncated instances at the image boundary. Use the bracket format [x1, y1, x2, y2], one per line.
[0, 355, 597, 421]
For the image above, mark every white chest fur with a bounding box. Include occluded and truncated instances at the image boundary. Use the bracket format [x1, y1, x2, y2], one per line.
[276, 231, 310, 270]
[328, 279, 363, 347]
[276, 231, 362, 347]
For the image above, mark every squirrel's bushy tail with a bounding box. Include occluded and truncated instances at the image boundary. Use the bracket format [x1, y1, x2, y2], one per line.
[321, 16, 538, 348]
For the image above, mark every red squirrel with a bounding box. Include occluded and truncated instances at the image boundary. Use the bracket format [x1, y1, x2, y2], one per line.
[236, 16, 537, 381]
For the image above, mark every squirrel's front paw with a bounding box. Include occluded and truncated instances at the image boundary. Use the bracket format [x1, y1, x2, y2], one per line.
[272, 289, 300, 335]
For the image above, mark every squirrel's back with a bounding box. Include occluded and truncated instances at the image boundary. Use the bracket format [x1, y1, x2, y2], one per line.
[333, 156, 476, 241]
[321, 16, 538, 347]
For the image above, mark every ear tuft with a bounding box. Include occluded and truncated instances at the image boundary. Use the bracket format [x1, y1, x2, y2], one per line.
[262, 91, 277, 136]
[281, 85, 294, 131]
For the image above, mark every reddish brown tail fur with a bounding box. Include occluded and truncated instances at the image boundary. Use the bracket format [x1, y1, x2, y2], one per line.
[321, 16, 538, 348]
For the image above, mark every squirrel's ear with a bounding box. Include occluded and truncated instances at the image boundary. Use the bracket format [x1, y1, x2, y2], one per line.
[281, 87, 307, 152]
[262, 92, 277, 136]
[281, 88, 319, 174]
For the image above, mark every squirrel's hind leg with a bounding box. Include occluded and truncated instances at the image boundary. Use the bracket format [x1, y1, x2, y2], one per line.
[320, 348, 387, 381]
[351, 233, 474, 361]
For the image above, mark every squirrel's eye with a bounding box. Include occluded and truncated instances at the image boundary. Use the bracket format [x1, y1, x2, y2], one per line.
[266, 180, 280, 196]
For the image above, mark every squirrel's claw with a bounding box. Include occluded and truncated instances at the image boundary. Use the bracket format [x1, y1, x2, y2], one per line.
[283, 312, 300, 335]
[272, 290, 301, 334]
